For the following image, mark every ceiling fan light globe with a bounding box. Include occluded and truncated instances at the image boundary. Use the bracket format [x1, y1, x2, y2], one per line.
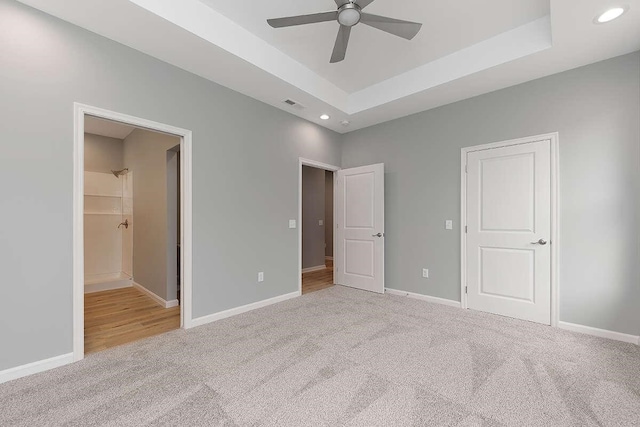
[338, 9, 361, 26]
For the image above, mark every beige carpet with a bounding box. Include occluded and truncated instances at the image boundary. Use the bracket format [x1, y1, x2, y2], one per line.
[1, 286, 639, 426]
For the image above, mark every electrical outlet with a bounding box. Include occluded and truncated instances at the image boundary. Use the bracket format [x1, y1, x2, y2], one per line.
[258, 272, 264, 282]
[289, 220, 296, 229]
[422, 268, 429, 278]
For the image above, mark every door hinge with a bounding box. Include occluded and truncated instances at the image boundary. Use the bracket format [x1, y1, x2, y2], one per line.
[465, 285, 468, 294]
[465, 226, 467, 233]
[465, 164, 468, 173]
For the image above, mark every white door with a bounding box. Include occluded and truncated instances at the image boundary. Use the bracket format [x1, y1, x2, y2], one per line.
[466, 140, 551, 324]
[336, 164, 385, 293]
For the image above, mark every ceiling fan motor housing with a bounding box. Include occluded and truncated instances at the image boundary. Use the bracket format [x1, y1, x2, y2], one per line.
[338, 3, 362, 27]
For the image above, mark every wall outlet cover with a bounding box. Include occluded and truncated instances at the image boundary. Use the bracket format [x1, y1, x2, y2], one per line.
[422, 268, 429, 278]
[445, 220, 453, 230]
[289, 219, 296, 229]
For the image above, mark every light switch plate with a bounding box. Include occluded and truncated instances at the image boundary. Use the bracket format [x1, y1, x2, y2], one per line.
[289, 220, 296, 229]
[445, 220, 453, 230]
[319, 219, 324, 226]
[258, 272, 264, 282]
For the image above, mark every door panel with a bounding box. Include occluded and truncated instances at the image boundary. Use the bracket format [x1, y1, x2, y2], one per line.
[336, 164, 384, 293]
[480, 153, 534, 231]
[466, 140, 551, 324]
[479, 247, 534, 302]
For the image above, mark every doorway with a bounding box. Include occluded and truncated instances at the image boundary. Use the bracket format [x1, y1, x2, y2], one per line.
[301, 164, 336, 294]
[298, 159, 386, 295]
[461, 133, 559, 326]
[73, 104, 193, 361]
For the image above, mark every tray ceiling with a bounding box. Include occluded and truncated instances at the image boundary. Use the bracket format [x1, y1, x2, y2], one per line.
[16, 0, 640, 133]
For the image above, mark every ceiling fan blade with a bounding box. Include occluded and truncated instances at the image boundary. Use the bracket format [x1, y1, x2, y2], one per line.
[267, 11, 338, 28]
[360, 13, 422, 40]
[356, 0, 376, 9]
[330, 25, 352, 63]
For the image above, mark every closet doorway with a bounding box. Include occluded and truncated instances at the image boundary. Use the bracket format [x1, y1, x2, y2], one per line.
[73, 104, 193, 361]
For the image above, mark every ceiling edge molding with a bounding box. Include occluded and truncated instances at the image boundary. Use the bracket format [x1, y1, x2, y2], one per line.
[129, 0, 351, 112]
[348, 16, 552, 114]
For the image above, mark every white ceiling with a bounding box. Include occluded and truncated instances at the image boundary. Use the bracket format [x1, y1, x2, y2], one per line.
[200, 0, 550, 92]
[17, 0, 640, 133]
[85, 116, 135, 140]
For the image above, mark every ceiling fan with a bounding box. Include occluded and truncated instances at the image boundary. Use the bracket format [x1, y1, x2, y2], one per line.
[267, 0, 422, 63]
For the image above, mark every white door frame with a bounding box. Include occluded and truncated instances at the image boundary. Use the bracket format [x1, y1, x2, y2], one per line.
[73, 103, 194, 362]
[460, 132, 560, 327]
[298, 158, 341, 294]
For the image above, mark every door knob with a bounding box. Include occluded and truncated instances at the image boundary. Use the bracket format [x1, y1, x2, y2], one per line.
[531, 239, 547, 245]
[372, 232, 384, 237]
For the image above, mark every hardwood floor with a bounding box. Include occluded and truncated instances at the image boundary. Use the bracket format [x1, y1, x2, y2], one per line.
[302, 259, 334, 295]
[84, 287, 180, 354]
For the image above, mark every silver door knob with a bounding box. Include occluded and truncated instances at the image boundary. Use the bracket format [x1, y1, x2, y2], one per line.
[372, 233, 384, 237]
[531, 239, 547, 245]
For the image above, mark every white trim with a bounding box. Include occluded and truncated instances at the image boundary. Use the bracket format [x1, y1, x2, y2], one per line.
[301, 265, 327, 274]
[73, 103, 194, 363]
[191, 291, 300, 328]
[460, 132, 560, 326]
[132, 282, 179, 308]
[85, 281, 132, 294]
[0, 353, 74, 385]
[558, 321, 640, 345]
[298, 158, 341, 295]
[385, 288, 462, 308]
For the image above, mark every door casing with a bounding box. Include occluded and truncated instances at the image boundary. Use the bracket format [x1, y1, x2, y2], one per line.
[73, 103, 194, 362]
[460, 133, 559, 327]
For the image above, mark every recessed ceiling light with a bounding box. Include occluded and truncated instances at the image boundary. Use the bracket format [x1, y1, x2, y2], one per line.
[594, 6, 628, 24]
[320, 114, 330, 120]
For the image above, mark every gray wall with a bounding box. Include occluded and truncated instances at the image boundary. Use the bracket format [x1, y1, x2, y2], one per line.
[342, 52, 640, 336]
[325, 171, 334, 258]
[302, 166, 326, 269]
[0, 0, 342, 371]
[167, 147, 180, 301]
[84, 133, 124, 173]
[123, 129, 181, 301]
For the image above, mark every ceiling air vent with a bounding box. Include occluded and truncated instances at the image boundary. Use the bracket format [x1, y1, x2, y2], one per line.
[283, 99, 305, 110]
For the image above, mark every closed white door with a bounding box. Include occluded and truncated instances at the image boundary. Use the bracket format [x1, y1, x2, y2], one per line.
[466, 140, 551, 324]
[336, 164, 385, 294]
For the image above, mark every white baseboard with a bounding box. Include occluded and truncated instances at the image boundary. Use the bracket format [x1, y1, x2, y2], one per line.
[558, 321, 639, 345]
[85, 280, 132, 294]
[191, 291, 300, 328]
[133, 282, 179, 309]
[0, 353, 74, 385]
[302, 265, 327, 273]
[385, 288, 462, 308]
